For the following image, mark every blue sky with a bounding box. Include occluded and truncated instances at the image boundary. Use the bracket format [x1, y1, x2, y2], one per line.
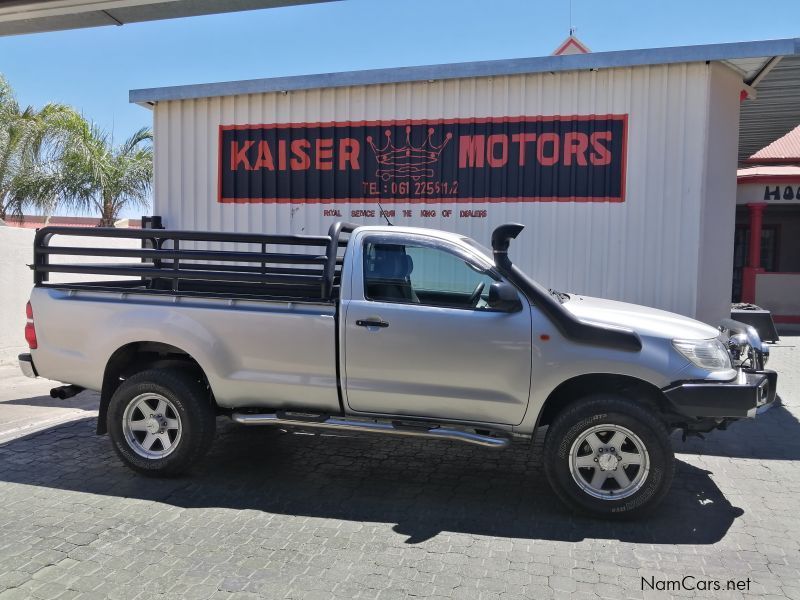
[1, 0, 799, 215]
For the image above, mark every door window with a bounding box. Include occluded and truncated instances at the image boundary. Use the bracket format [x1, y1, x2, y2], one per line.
[363, 239, 496, 309]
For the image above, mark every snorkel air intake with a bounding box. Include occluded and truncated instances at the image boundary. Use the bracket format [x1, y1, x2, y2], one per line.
[491, 223, 525, 269]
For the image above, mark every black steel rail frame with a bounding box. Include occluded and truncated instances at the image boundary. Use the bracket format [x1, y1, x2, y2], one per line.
[33, 222, 359, 302]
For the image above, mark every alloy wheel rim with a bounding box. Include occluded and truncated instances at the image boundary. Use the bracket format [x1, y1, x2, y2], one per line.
[122, 393, 182, 459]
[568, 423, 650, 500]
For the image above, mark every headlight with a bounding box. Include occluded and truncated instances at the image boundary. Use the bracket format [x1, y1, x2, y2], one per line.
[673, 338, 732, 370]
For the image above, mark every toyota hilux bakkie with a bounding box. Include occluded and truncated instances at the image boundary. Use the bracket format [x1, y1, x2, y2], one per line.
[19, 222, 777, 517]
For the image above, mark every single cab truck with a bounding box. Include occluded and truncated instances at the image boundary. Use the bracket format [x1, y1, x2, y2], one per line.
[19, 221, 777, 517]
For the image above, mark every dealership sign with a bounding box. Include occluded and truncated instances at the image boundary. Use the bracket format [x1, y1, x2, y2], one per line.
[218, 115, 627, 203]
[737, 181, 800, 205]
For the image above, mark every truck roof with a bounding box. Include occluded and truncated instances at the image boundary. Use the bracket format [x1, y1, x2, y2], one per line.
[352, 224, 468, 240]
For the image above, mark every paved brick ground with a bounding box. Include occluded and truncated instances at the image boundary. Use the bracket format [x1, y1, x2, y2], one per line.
[0, 338, 798, 599]
[0, 365, 97, 445]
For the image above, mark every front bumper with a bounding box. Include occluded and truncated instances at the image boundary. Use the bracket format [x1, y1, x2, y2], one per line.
[662, 369, 777, 419]
[18, 353, 38, 379]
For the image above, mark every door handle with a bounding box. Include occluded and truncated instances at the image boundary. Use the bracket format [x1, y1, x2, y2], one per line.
[356, 319, 389, 328]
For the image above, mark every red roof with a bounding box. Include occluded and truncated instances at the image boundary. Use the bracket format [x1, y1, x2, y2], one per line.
[747, 124, 800, 163]
[552, 35, 591, 56]
[2, 215, 142, 229]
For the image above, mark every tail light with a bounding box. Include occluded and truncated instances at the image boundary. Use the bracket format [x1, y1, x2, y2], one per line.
[25, 301, 37, 349]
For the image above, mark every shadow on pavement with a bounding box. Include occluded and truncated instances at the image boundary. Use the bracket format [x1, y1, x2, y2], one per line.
[0, 417, 743, 545]
[673, 396, 800, 460]
[0, 392, 99, 412]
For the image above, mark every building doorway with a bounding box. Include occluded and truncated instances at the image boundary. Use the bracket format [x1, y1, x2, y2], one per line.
[732, 225, 778, 302]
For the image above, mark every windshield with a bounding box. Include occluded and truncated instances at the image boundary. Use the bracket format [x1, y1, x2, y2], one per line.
[460, 234, 569, 303]
[459, 237, 494, 262]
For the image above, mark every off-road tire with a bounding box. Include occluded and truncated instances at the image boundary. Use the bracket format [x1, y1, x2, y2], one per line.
[543, 394, 674, 518]
[108, 368, 216, 476]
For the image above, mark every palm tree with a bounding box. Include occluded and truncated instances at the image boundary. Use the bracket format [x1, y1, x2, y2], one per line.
[55, 118, 152, 226]
[0, 75, 76, 221]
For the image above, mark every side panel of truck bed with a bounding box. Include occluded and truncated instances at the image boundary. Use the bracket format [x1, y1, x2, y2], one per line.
[29, 287, 340, 413]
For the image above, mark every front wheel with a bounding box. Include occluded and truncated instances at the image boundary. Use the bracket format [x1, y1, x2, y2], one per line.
[108, 368, 216, 476]
[543, 394, 674, 518]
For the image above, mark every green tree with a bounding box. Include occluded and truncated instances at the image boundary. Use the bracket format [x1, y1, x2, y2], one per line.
[0, 75, 76, 221]
[55, 118, 153, 226]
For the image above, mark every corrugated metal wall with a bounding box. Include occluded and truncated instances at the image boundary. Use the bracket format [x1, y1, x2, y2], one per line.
[153, 62, 741, 323]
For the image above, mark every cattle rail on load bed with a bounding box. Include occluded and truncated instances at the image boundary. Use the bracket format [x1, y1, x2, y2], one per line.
[31, 221, 358, 303]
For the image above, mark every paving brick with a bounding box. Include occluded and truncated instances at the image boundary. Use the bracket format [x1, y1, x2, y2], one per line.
[1, 338, 799, 598]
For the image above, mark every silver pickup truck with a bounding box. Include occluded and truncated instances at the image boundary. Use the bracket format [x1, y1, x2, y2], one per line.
[19, 221, 776, 517]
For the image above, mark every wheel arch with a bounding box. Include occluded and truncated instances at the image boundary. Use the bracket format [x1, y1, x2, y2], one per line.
[535, 373, 672, 431]
[97, 341, 214, 435]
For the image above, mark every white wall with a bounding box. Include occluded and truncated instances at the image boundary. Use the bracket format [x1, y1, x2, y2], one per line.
[695, 63, 742, 324]
[0, 226, 139, 366]
[151, 61, 743, 324]
[756, 273, 800, 315]
[0, 227, 36, 365]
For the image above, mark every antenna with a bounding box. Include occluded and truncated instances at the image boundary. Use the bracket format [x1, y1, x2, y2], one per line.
[377, 202, 393, 226]
[569, 0, 575, 36]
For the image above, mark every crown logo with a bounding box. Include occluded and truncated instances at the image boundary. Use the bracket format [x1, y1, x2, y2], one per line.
[367, 125, 452, 181]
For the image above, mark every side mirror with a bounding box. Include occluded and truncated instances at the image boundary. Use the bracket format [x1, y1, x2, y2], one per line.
[487, 281, 522, 312]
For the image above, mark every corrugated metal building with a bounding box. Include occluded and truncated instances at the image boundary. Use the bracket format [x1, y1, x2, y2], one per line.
[130, 38, 800, 326]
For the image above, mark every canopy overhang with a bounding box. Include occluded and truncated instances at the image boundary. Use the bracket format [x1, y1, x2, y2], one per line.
[739, 55, 800, 161]
[0, 0, 334, 36]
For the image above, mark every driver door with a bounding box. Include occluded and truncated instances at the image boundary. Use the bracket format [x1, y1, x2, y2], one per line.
[343, 233, 532, 425]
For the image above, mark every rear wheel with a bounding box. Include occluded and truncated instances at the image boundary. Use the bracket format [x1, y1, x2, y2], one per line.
[108, 368, 215, 476]
[543, 394, 674, 518]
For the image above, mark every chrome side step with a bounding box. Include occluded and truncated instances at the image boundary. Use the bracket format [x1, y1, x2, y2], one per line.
[230, 412, 510, 449]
